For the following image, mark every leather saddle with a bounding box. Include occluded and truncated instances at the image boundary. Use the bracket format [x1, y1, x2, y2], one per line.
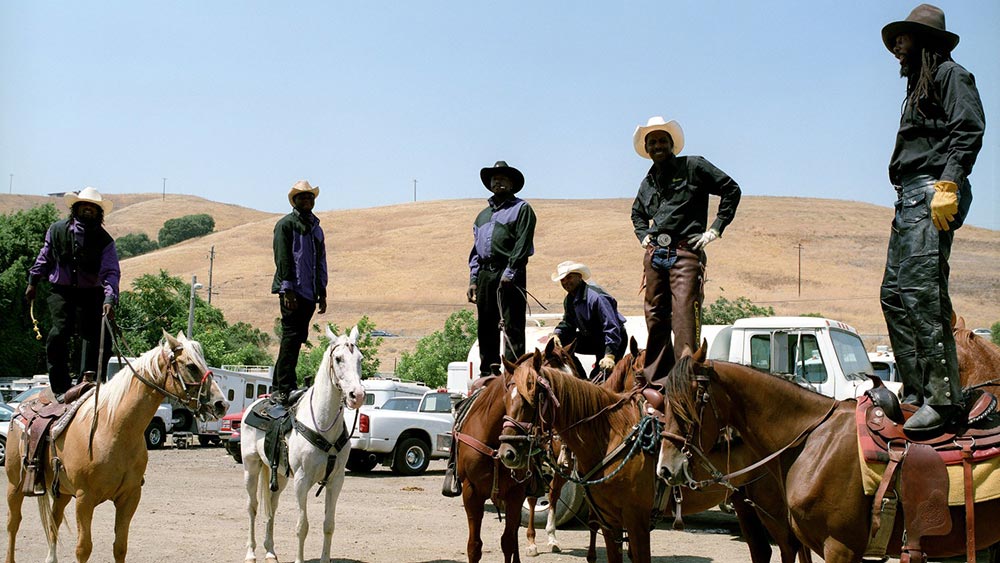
[244, 398, 295, 491]
[15, 381, 95, 496]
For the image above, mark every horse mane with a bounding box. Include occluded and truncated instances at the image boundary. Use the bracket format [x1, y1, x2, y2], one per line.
[514, 359, 634, 429]
[663, 355, 703, 428]
[603, 353, 636, 393]
[76, 343, 166, 421]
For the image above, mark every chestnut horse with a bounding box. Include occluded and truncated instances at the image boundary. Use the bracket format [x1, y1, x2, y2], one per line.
[498, 349, 811, 563]
[955, 315, 1000, 388]
[5, 331, 228, 563]
[657, 345, 1000, 562]
[453, 339, 583, 563]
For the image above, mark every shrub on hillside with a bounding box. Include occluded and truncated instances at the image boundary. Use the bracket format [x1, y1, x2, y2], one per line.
[158, 214, 215, 247]
[992, 321, 1000, 347]
[116, 232, 159, 258]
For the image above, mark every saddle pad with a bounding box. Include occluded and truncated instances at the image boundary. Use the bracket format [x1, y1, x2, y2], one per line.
[857, 436, 1000, 505]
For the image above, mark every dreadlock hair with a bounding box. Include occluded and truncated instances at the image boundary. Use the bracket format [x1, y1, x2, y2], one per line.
[905, 38, 953, 118]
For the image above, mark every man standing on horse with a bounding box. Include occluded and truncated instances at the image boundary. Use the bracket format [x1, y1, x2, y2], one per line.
[271, 180, 328, 407]
[550, 261, 628, 380]
[25, 187, 120, 397]
[631, 117, 741, 389]
[468, 161, 537, 377]
[880, 4, 985, 433]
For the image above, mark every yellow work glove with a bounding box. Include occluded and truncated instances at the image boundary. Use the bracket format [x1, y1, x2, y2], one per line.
[931, 180, 959, 231]
[599, 354, 616, 371]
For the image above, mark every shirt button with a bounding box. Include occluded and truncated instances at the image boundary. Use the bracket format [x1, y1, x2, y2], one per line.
[940, 359, 946, 365]
[943, 377, 949, 382]
[945, 392, 951, 398]
[937, 342, 943, 348]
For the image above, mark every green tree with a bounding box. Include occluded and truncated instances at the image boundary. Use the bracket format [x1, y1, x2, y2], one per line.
[158, 214, 215, 247]
[0, 204, 61, 376]
[991, 321, 1000, 347]
[396, 310, 477, 388]
[702, 296, 775, 325]
[116, 232, 159, 258]
[295, 316, 384, 384]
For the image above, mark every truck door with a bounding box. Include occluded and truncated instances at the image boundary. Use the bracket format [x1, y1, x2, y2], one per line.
[769, 330, 830, 396]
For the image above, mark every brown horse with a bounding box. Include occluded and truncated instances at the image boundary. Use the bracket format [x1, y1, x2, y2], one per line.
[5, 332, 228, 563]
[453, 339, 583, 563]
[955, 315, 1000, 388]
[657, 345, 1000, 562]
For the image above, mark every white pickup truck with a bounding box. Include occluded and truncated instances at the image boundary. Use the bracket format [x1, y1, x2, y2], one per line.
[346, 389, 457, 476]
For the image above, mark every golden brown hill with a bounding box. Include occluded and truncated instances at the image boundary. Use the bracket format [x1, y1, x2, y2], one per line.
[5, 194, 998, 371]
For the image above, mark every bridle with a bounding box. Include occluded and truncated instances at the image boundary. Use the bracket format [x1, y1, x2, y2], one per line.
[144, 344, 214, 412]
[309, 339, 359, 434]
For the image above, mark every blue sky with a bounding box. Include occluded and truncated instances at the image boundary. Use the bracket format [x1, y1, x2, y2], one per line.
[2, 1, 997, 229]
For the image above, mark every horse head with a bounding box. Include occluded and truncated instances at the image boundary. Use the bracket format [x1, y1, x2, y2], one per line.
[497, 351, 549, 470]
[656, 341, 729, 487]
[542, 337, 586, 378]
[321, 325, 366, 410]
[161, 330, 228, 419]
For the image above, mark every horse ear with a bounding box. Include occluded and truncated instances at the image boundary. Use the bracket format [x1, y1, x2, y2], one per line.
[544, 336, 557, 356]
[163, 330, 181, 351]
[564, 339, 577, 355]
[176, 330, 186, 342]
[349, 325, 359, 342]
[629, 336, 639, 357]
[693, 339, 708, 363]
[954, 314, 965, 330]
[502, 358, 517, 374]
[325, 324, 336, 340]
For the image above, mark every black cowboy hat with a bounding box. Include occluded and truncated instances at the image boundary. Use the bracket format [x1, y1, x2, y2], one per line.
[882, 4, 959, 53]
[480, 161, 525, 194]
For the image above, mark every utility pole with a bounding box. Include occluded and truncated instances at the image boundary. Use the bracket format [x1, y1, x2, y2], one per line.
[796, 243, 803, 296]
[162, 177, 167, 201]
[413, 179, 417, 202]
[207, 246, 215, 305]
[187, 275, 203, 339]
[8, 174, 12, 194]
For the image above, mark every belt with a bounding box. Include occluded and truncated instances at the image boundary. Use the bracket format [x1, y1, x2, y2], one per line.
[894, 175, 935, 196]
[650, 233, 693, 251]
[479, 260, 508, 272]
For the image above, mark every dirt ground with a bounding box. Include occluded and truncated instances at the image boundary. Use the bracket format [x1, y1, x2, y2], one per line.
[2, 441, 787, 563]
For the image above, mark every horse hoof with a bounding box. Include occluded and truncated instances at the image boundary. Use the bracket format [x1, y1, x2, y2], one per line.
[526, 545, 538, 557]
[265, 555, 278, 563]
[550, 544, 561, 553]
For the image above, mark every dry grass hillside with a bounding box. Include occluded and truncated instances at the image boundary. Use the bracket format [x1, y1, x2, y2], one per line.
[4, 193, 998, 371]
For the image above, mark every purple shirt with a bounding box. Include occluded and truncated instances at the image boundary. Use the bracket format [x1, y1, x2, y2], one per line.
[28, 218, 121, 304]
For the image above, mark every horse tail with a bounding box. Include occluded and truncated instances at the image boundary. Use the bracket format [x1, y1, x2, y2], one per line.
[36, 492, 58, 546]
[258, 464, 274, 519]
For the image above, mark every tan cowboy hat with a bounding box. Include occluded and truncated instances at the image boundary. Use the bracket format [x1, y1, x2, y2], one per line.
[551, 260, 591, 282]
[288, 180, 320, 206]
[633, 116, 684, 159]
[882, 4, 959, 53]
[480, 161, 525, 194]
[64, 186, 113, 213]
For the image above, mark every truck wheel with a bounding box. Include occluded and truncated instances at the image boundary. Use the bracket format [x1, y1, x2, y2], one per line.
[346, 450, 379, 473]
[172, 409, 194, 432]
[391, 438, 430, 476]
[521, 482, 587, 528]
[144, 420, 166, 450]
[0, 435, 6, 466]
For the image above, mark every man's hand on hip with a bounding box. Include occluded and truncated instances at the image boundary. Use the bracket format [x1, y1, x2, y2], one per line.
[931, 180, 959, 231]
[25, 284, 36, 302]
[467, 283, 477, 304]
[103, 304, 115, 320]
[282, 292, 299, 311]
[317, 296, 327, 314]
[687, 229, 719, 251]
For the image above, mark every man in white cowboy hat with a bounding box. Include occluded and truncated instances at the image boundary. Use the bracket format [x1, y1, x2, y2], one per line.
[631, 116, 741, 389]
[468, 160, 537, 377]
[25, 186, 121, 397]
[550, 261, 627, 380]
[880, 4, 985, 434]
[271, 180, 327, 406]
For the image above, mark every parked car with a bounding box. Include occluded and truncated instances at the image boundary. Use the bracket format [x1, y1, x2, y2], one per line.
[378, 397, 420, 412]
[0, 402, 13, 466]
[8, 386, 46, 409]
[370, 330, 397, 337]
[972, 328, 992, 340]
[221, 410, 243, 463]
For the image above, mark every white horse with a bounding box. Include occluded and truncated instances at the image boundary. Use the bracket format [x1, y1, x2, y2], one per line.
[241, 326, 366, 563]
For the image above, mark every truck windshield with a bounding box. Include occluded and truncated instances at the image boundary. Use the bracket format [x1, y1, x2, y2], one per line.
[830, 329, 873, 381]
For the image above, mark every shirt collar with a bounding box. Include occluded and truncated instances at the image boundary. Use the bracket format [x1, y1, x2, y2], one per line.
[293, 208, 318, 225]
[488, 194, 518, 210]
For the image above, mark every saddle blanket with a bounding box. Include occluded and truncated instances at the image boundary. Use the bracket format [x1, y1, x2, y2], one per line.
[857, 436, 1000, 505]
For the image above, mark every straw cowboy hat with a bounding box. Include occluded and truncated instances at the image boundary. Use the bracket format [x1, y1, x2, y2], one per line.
[64, 186, 113, 214]
[882, 4, 959, 53]
[633, 116, 685, 159]
[551, 260, 591, 282]
[480, 161, 525, 194]
[288, 180, 320, 206]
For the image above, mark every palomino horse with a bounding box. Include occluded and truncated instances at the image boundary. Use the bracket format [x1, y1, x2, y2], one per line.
[5, 331, 228, 563]
[453, 338, 583, 563]
[656, 345, 1000, 562]
[241, 326, 366, 563]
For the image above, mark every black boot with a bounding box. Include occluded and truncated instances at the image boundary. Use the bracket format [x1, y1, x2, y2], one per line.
[904, 404, 961, 434]
[441, 445, 462, 497]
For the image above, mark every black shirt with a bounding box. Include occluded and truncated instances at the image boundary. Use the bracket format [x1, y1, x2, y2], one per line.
[889, 60, 985, 186]
[631, 155, 741, 243]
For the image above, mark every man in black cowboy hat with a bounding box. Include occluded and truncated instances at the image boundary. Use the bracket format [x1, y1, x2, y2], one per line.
[468, 161, 537, 377]
[880, 4, 985, 433]
[630, 117, 741, 390]
[26, 187, 121, 396]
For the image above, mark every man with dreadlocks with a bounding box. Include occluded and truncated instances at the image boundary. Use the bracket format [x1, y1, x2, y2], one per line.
[880, 4, 985, 434]
[26, 187, 121, 397]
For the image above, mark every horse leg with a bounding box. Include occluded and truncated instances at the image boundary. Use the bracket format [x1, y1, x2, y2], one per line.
[601, 526, 624, 563]
[293, 473, 310, 563]
[501, 491, 524, 563]
[525, 497, 538, 557]
[544, 475, 563, 553]
[730, 489, 775, 563]
[263, 468, 284, 563]
[73, 496, 98, 563]
[586, 517, 598, 563]
[318, 470, 346, 563]
[243, 456, 263, 563]
[5, 479, 25, 563]
[111, 488, 141, 563]
[462, 483, 486, 563]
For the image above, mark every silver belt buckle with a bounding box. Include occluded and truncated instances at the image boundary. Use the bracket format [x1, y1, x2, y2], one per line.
[656, 234, 672, 247]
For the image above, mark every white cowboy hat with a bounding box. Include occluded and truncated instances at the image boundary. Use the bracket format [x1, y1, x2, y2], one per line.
[64, 186, 113, 213]
[551, 260, 591, 282]
[288, 180, 320, 206]
[633, 116, 684, 159]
